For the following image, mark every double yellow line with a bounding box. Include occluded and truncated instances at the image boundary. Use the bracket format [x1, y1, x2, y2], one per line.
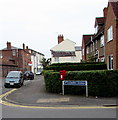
[0, 89, 117, 109]
[0, 89, 17, 99]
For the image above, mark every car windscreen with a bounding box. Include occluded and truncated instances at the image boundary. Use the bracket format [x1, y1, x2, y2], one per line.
[24, 71, 30, 74]
[7, 72, 20, 78]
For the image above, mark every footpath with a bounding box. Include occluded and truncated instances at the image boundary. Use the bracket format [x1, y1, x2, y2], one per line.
[3, 76, 117, 107]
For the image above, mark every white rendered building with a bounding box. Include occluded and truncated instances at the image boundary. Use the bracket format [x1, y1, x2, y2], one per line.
[50, 35, 82, 64]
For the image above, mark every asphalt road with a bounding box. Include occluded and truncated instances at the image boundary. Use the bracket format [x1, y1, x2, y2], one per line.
[0, 76, 117, 119]
[2, 105, 116, 118]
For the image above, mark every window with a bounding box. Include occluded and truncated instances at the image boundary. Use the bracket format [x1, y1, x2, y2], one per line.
[108, 55, 113, 70]
[101, 57, 105, 62]
[0, 53, 3, 58]
[100, 35, 104, 47]
[12, 50, 16, 56]
[95, 40, 98, 49]
[107, 26, 113, 42]
[93, 42, 95, 51]
[95, 25, 98, 34]
[90, 44, 93, 52]
[55, 57, 59, 63]
[86, 47, 89, 54]
[71, 57, 75, 61]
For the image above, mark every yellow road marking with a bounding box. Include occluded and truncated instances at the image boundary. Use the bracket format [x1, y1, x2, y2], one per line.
[0, 89, 17, 98]
[1, 100, 117, 109]
[0, 89, 117, 109]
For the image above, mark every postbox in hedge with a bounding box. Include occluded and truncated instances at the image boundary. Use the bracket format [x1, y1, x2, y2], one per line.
[60, 70, 66, 80]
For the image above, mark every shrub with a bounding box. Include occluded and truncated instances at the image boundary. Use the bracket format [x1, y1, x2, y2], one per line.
[45, 64, 107, 71]
[43, 70, 118, 97]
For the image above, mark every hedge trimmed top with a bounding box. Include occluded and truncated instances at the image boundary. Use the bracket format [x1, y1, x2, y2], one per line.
[45, 62, 107, 71]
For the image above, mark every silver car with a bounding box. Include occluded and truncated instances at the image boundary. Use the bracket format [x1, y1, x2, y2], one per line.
[4, 71, 24, 88]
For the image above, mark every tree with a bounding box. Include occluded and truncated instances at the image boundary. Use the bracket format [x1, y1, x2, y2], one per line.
[87, 54, 95, 62]
[41, 58, 51, 68]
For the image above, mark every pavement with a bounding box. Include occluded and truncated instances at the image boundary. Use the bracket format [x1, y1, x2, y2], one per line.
[2, 75, 117, 107]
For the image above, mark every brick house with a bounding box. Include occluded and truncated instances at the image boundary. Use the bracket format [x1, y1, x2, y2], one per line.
[82, 1, 118, 70]
[0, 42, 31, 77]
[82, 35, 94, 62]
[93, 17, 105, 62]
[104, 2, 118, 69]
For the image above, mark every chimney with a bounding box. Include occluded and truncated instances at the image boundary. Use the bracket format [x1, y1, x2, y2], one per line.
[7, 42, 11, 49]
[58, 35, 64, 44]
[23, 43, 25, 50]
[26, 46, 28, 50]
[103, 7, 108, 18]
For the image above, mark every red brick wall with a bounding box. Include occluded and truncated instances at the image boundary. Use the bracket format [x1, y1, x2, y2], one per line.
[1, 48, 31, 76]
[104, 3, 117, 69]
[18, 49, 31, 72]
[116, 20, 118, 69]
[82, 38, 86, 61]
[2, 50, 17, 65]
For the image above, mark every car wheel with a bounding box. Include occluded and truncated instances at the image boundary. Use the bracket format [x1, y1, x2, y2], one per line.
[21, 82, 24, 86]
[17, 83, 21, 88]
[4, 85, 8, 88]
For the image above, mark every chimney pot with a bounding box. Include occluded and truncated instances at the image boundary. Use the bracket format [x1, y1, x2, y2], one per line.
[23, 43, 25, 50]
[7, 42, 11, 49]
[58, 35, 64, 44]
[26, 46, 28, 49]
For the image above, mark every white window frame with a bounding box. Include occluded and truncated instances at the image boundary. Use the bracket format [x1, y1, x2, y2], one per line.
[100, 35, 104, 47]
[108, 55, 113, 70]
[95, 25, 98, 34]
[93, 42, 95, 51]
[95, 40, 98, 50]
[12, 50, 16, 56]
[0, 53, 3, 59]
[90, 44, 93, 52]
[101, 57, 105, 62]
[107, 26, 113, 42]
[86, 47, 89, 54]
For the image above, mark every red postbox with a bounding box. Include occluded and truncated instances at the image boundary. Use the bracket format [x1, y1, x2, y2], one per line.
[60, 70, 66, 80]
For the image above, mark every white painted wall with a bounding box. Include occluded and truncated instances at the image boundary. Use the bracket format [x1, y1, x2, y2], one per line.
[31, 53, 44, 73]
[51, 39, 82, 64]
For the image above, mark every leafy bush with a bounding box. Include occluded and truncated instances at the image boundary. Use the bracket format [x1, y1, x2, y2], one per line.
[43, 70, 118, 97]
[45, 62, 107, 71]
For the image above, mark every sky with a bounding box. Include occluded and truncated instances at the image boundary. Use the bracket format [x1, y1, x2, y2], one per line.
[0, 0, 109, 58]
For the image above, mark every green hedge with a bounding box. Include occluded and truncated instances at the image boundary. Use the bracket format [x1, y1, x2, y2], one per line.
[44, 70, 118, 97]
[45, 62, 107, 71]
[49, 62, 105, 66]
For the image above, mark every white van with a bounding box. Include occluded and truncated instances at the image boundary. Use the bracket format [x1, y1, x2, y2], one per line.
[4, 71, 24, 88]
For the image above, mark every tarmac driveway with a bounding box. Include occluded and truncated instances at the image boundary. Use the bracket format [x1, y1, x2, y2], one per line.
[3, 75, 117, 107]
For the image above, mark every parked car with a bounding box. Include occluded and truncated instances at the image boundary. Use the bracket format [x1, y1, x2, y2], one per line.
[36, 69, 42, 75]
[23, 71, 34, 80]
[4, 71, 24, 88]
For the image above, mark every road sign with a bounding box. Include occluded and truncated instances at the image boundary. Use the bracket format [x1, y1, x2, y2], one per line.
[63, 81, 87, 86]
[62, 80, 88, 97]
[28, 61, 32, 66]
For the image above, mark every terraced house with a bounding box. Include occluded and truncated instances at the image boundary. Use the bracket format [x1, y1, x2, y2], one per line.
[82, 1, 118, 70]
[0, 42, 44, 77]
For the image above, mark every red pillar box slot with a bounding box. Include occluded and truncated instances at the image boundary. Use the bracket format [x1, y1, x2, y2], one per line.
[60, 70, 66, 80]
